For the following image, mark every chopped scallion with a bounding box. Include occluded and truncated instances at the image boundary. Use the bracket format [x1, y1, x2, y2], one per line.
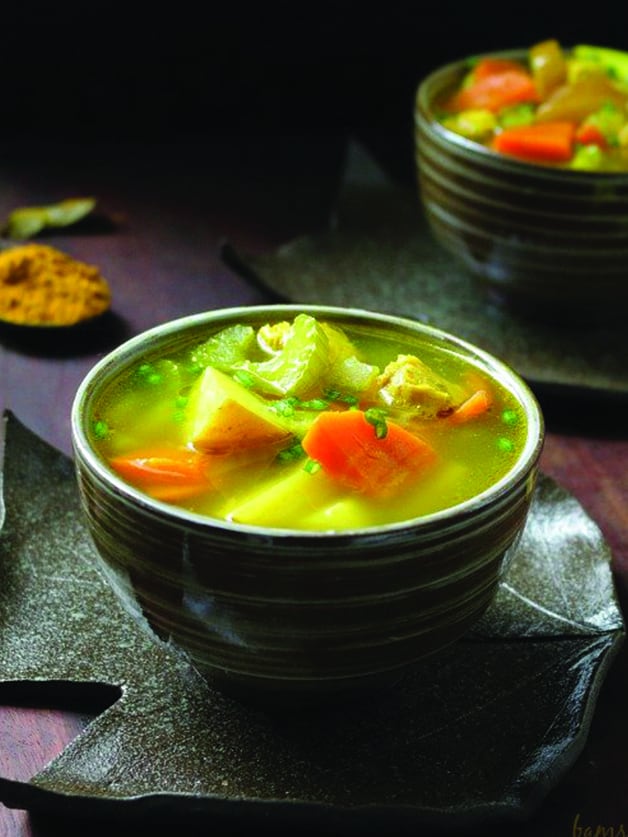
[233, 369, 256, 389]
[304, 458, 321, 474]
[277, 442, 305, 462]
[364, 407, 388, 439]
[299, 398, 329, 411]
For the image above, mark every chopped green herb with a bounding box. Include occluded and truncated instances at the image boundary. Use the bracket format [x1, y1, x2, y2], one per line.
[325, 388, 359, 406]
[364, 407, 388, 439]
[299, 398, 330, 411]
[233, 370, 256, 389]
[304, 458, 322, 474]
[277, 442, 305, 462]
[271, 396, 300, 417]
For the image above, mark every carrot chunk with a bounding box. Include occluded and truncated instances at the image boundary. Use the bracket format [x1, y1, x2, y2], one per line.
[445, 67, 539, 113]
[473, 57, 531, 81]
[449, 389, 492, 424]
[301, 410, 436, 497]
[493, 121, 576, 163]
[575, 123, 608, 148]
[109, 447, 212, 502]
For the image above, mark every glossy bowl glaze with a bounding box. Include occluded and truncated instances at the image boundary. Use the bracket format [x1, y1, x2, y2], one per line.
[71, 305, 544, 705]
[415, 49, 628, 323]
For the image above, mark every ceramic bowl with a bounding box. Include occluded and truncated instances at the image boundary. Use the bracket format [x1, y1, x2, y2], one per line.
[415, 49, 628, 323]
[71, 305, 544, 705]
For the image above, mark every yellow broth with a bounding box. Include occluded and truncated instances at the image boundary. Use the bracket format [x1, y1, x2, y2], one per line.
[89, 315, 529, 531]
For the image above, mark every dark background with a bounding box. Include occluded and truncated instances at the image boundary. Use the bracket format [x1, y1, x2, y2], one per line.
[3, 3, 626, 184]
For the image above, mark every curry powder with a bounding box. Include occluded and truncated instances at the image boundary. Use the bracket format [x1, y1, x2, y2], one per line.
[0, 243, 111, 326]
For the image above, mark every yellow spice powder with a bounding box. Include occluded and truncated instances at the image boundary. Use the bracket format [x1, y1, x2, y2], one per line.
[0, 243, 111, 326]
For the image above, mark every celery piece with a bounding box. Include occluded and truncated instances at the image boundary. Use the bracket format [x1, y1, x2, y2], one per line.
[321, 323, 380, 395]
[188, 324, 256, 373]
[498, 103, 536, 129]
[571, 144, 605, 170]
[234, 314, 330, 397]
[442, 109, 497, 141]
[567, 59, 610, 85]
[328, 354, 379, 396]
[572, 45, 628, 83]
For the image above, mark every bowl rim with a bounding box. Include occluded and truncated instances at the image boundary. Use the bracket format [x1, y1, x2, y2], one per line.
[71, 304, 544, 539]
[415, 45, 628, 183]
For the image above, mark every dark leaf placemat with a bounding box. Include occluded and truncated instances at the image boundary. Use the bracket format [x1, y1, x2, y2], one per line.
[222, 142, 628, 399]
[0, 411, 624, 833]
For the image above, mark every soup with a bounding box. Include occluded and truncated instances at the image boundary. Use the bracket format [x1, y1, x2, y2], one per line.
[88, 313, 528, 530]
[436, 40, 628, 171]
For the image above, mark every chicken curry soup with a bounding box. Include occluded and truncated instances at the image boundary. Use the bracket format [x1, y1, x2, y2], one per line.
[89, 314, 528, 530]
[436, 40, 628, 171]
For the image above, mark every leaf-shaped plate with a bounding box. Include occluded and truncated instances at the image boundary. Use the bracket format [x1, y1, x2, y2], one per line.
[0, 411, 624, 832]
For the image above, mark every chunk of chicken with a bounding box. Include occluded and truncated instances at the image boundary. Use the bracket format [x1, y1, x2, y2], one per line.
[376, 354, 454, 417]
[257, 321, 292, 354]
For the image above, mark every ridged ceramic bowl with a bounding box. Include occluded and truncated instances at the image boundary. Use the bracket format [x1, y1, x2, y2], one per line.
[71, 305, 544, 705]
[415, 49, 628, 323]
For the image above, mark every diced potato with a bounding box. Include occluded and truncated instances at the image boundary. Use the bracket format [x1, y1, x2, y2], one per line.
[223, 463, 340, 527]
[535, 75, 628, 124]
[185, 366, 292, 453]
[442, 108, 497, 140]
[530, 39, 567, 99]
[300, 497, 372, 530]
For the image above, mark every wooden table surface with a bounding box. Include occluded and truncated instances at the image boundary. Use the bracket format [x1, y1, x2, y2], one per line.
[0, 137, 626, 837]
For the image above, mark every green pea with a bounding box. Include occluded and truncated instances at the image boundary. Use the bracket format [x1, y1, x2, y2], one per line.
[92, 419, 108, 440]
